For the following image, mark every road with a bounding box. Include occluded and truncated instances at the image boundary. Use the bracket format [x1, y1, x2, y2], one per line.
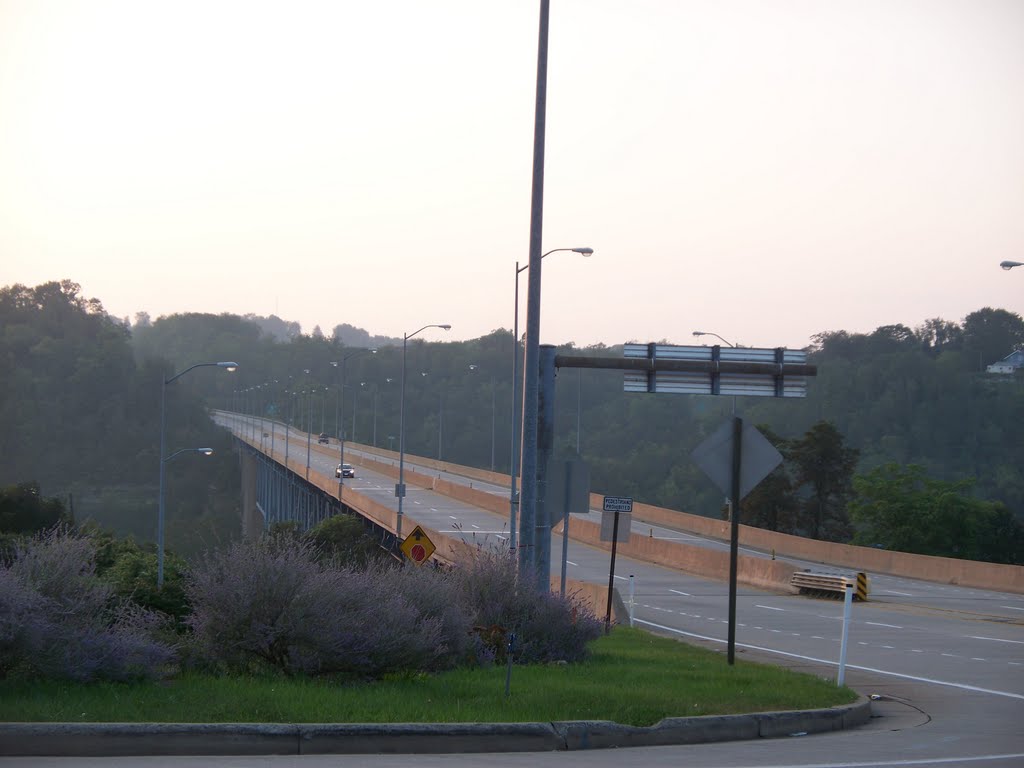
[185, 414, 1024, 767]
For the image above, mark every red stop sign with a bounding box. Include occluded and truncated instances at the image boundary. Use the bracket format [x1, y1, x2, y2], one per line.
[410, 544, 426, 562]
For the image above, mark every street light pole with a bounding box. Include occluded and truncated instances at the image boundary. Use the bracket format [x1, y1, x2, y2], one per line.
[470, 365, 496, 471]
[515, 247, 592, 572]
[1000, 261, 1023, 270]
[398, 324, 451, 541]
[331, 348, 377, 503]
[693, 330, 738, 416]
[158, 360, 237, 589]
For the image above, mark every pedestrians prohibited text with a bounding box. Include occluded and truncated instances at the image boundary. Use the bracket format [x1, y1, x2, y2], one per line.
[400, 525, 436, 566]
[602, 496, 633, 513]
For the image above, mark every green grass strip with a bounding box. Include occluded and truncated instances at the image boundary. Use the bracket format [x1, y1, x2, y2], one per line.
[0, 628, 856, 728]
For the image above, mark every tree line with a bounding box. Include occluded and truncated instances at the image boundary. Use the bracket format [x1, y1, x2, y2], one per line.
[2, 280, 1022, 563]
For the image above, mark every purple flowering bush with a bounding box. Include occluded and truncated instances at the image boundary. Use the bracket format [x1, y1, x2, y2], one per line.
[185, 538, 602, 679]
[185, 536, 474, 678]
[0, 528, 175, 681]
[449, 548, 603, 664]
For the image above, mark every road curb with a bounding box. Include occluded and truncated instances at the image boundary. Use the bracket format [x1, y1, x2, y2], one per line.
[0, 697, 871, 756]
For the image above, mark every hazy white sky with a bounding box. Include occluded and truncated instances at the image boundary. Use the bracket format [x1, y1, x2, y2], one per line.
[2, 0, 1022, 349]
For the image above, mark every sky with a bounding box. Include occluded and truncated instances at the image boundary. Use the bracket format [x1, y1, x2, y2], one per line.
[1, 0, 1022, 350]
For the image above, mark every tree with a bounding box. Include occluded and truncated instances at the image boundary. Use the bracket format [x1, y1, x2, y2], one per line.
[962, 308, 1024, 370]
[850, 464, 1024, 564]
[787, 421, 858, 541]
[0, 482, 66, 534]
[739, 427, 798, 533]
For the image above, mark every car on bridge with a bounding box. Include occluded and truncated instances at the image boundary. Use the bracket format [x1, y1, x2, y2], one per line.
[336, 463, 355, 478]
[318, 433, 330, 444]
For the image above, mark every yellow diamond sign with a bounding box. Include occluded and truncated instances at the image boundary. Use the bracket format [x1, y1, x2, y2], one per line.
[400, 525, 436, 566]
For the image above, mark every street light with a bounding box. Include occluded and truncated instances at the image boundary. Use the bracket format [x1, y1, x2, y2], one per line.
[692, 330, 735, 348]
[1000, 261, 1023, 270]
[158, 361, 237, 588]
[693, 330, 738, 417]
[330, 349, 377, 502]
[398, 324, 451, 541]
[514, 247, 592, 560]
[469, 364, 496, 471]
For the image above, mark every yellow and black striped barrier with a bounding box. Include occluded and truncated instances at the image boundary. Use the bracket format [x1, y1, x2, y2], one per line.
[791, 570, 869, 601]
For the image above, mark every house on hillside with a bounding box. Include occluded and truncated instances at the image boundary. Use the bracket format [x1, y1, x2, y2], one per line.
[986, 350, 1024, 374]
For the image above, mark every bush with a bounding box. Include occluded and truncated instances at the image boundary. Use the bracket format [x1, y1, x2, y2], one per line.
[88, 529, 191, 627]
[305, 514, 387, 568]
[0, 528, 176, 681]
[451, 549, 603, 664]
[185, 536, 472, 679]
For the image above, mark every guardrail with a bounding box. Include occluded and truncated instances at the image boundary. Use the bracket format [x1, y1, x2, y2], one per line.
[791, 570, 869, 601]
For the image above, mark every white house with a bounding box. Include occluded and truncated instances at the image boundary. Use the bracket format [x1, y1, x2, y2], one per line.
[986, 350, 1024, 374]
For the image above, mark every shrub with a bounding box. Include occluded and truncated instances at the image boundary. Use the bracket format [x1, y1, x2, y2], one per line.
[0, 528, 176, 681]
[185, 536, 472, 679]
[305, 514, 388, 568]
[451, 548, 603, 664]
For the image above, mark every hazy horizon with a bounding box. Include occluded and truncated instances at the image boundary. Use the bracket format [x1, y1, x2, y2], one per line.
[2, 1, 1021, 350]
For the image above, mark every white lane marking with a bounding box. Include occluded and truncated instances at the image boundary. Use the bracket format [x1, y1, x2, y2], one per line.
[413, 500, 421, 505]
[429, 508, 438, 512]
[942, 653, 957, 657]
[1002, 605, 1024, 611]
[471, 524, 480, 529]
[669, 589, 690, 596]
[883, 590, 913, 596]
[566, 560, 578, 566]
[882, 645, 894, 649]
[705, 753, 1024, 767]
[969, 636, 1024, 645]
[634, 618, 1024, 701]
[866, 621, 903, 629]
[811, 636, 825, 640]
[613, 575, 628, 581]
[495, 535, 507, 541]
[448, 515, 457, 519]
[971, 658, 986, 662]
[911, 649, 923, 653]
[755, 604, 785, 611]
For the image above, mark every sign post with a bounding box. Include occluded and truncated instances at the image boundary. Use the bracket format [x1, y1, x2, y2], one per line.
[692, 418, 782, 664]
[602, 496, 632, 634]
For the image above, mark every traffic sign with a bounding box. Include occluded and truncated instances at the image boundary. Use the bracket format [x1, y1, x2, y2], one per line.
[602, 496, 633, 513]
[400, 525, 435, 566]
[691, 419, 782, 500]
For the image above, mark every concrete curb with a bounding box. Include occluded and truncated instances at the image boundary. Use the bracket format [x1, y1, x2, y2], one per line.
[0, 697, 871, 756]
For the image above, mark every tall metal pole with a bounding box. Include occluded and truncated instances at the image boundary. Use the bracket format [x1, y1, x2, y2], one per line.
[491, 375, 496, 471]
[437, 391, 443, 460]
[396, 325, 449, 542]
[510, 262, 525, 554]
[727, 415, 743, 665]
[157, 378, 168, 589]
[519, 0, 551, 580]
[576, 368, 582, 454]
[397, 335, 409, 540]
[305, 389, 313, 480]
[156, 361, 237, 589]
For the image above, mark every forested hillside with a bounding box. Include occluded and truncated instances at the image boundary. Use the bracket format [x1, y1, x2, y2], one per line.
[3, 280, 1022, 563]
[0, 282, 240, 554]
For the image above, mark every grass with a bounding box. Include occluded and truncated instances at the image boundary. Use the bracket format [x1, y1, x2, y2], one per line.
[0, 628, 857, 727]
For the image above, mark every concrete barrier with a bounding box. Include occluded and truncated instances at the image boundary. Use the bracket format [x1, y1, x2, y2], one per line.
[560, 517, 799, 594]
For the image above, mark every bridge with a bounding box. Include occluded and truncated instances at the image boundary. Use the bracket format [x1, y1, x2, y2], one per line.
[213, 408, 1024, 761]
[214, 409, 1023, 598]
